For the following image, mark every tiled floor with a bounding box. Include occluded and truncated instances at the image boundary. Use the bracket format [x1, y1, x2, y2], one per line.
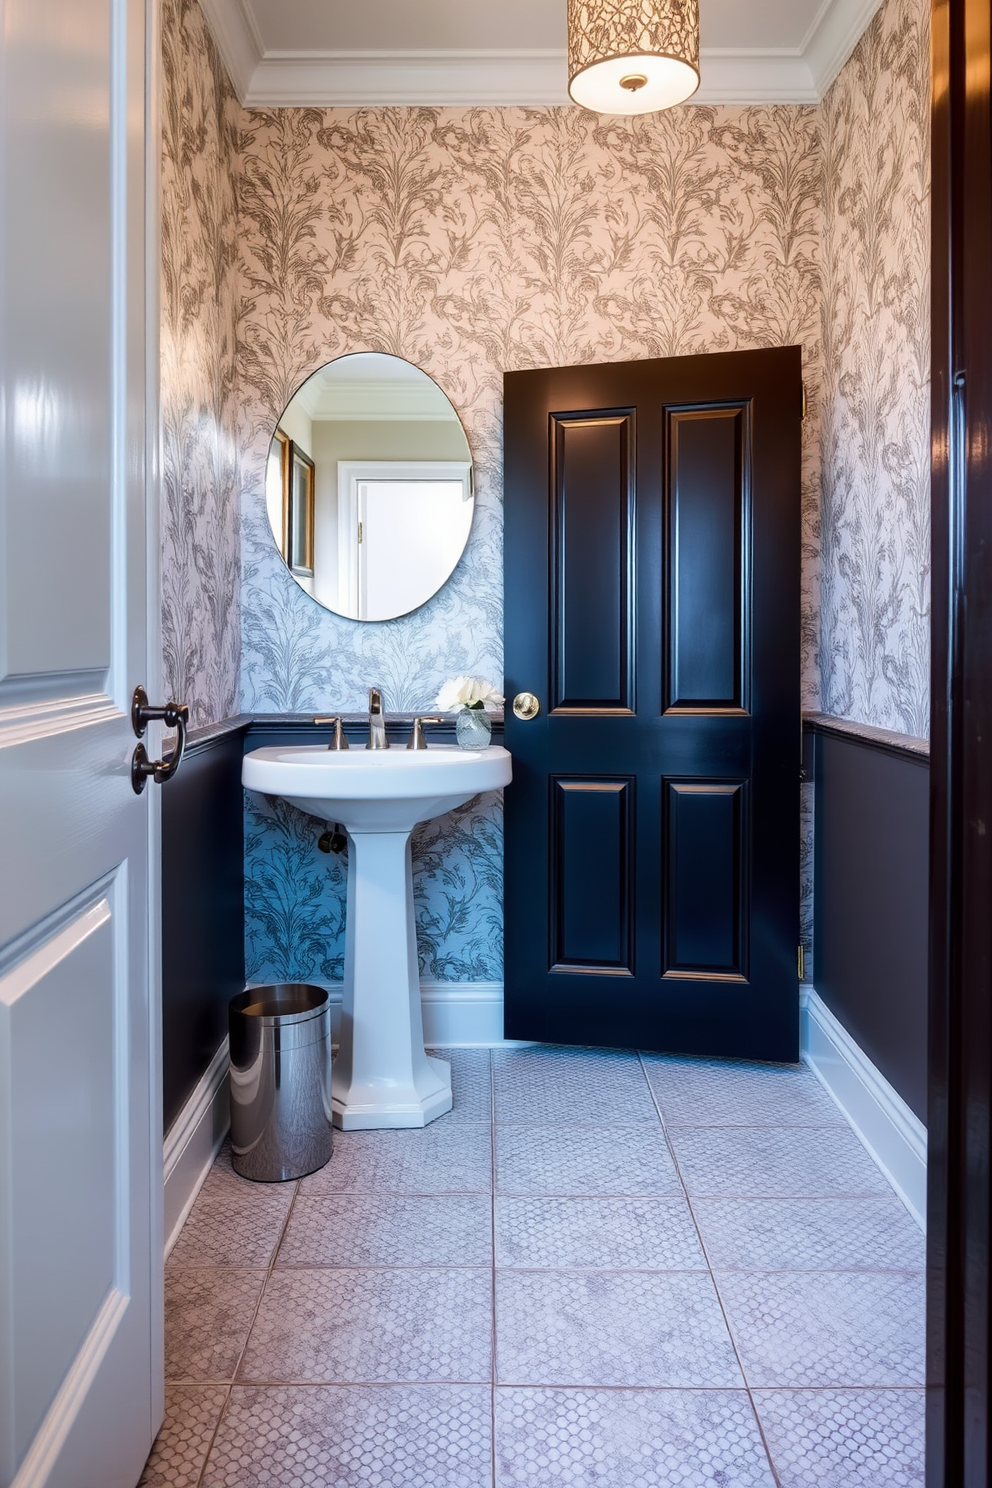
[143, 1047, 925, 1487]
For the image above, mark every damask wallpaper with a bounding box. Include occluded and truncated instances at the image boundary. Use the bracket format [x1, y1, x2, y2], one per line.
[232, 103, 823, 984]
[161, 0, 241, 728]
[236, 104, 824, 716]
[820, 0, 931, 738]
[161, 0, 929, 990]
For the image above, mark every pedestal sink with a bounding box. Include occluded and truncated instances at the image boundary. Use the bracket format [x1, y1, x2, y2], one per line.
[242, 743, 512, 1129]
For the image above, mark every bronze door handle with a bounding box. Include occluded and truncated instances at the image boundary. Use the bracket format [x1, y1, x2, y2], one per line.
[130, 685, 189, 794]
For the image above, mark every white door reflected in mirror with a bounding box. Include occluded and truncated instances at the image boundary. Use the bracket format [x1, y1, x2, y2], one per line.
[264, 353, 474, 622]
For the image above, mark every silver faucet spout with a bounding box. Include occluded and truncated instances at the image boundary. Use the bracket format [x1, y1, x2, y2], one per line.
[367, 686, 389, 750]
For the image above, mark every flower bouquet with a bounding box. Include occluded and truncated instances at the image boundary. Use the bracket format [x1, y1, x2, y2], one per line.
[436, 676, 505, 749]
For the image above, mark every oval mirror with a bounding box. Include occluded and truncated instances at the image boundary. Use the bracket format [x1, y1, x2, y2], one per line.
[264, 353, 474, 622]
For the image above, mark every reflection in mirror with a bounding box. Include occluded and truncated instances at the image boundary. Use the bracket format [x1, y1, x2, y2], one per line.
[265, 353, 474, 621]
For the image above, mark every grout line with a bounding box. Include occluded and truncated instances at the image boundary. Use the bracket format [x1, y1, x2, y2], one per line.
[167, 1257, 923, 1277]
[192, 1384, 232, 1488]
[169, 1376, 928, 1393]
[637, 1052, 785, 1488]
[225, 1177, 302, 1385]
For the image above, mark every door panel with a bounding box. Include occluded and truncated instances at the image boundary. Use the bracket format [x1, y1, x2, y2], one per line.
[0, 0, 159, 1484]
[551, 414, 634, 713]
[2, 885, 123, 1468]
[666, 406, 747, 713]
[504, 347, 800, 1059]
[663, 780, 747, 979]
[551, 778, 634, 973]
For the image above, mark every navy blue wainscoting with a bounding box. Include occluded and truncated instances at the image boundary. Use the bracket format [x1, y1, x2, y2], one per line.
[160, 713, 506, 1130]
[161, 718, 247, 1131]
[810, 716, 929, 1122]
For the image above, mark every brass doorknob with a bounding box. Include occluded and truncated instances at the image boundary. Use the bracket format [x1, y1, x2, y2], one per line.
[513, 692, 540, 721]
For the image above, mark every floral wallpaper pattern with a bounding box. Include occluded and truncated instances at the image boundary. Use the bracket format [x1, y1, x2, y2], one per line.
[161, 0, 929, 991]
[819, 0, 931, 738]
[245, 787, 504, 984]
[160, 0, 241, 727]
[236, 103, 824, 716]
[231, 102, 823, 984]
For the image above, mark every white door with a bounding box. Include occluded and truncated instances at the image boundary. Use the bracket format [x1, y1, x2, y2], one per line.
[0, 1, 163, 1486]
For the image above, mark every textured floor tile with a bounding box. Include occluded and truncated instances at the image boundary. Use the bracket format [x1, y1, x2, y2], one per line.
[240, 1267, 492, 1383]
[495, 1196, 705, 1270]
[165, 1270, 264, 1382]
[694, 1197, 925, 1272]
[717, 1271, 925, 1387]
[428, 1047, 492, 1124]
[279, 1193, 492, 1268]
[497, 1125, 680, 1196]
[496, 1270, 742, 1387]
[168, 1188, 294, 1268]
[495, 1388, 776, 1488]
[493, 1046, 658, 1125]
[643, 1056, 844, 1127]
[200, 1139, 254, 1196]
[300, 1122, 492, 1195]
[754, 1389, 925, 1486]
[203, 1384, 491, 1488]
[668, 1126, 891, 1197]
[138, 1385, 228, 1487]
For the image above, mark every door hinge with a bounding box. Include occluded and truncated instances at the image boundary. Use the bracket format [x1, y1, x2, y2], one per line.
[801, 382, 808, 423]
[358, 521, 363, 544]
[797, 945, 805, 981]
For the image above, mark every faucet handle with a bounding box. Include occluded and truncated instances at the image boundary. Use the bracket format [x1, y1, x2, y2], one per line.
[314, 716, 349, 750]
[407, 716, 444, 750]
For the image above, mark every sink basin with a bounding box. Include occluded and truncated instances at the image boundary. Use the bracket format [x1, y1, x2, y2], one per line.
[243, 743, 511, 831]
[242, 741, 512, 1131]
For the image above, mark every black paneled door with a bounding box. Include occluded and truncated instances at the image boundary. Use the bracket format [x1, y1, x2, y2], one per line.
[503, 347, 802, 1058]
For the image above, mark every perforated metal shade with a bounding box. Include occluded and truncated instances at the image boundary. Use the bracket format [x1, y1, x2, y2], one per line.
[567, 0, 700, 115]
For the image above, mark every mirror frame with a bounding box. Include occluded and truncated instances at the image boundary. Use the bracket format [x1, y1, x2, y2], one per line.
[265, 353, 474, 623]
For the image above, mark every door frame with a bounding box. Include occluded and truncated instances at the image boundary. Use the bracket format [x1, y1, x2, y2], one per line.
[926, 0, 992, 1481]
[145, 0, 166, 1440]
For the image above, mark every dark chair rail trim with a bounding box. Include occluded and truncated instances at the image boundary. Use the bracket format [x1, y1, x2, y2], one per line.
[803, 711, 929, 765]
[185, 711, 506, 757]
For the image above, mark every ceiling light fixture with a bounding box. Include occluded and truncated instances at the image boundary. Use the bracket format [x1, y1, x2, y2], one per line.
[567, 0, 700, 116]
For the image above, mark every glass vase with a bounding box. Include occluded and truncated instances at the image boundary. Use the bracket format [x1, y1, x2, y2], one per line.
[455, 707, 492, 750]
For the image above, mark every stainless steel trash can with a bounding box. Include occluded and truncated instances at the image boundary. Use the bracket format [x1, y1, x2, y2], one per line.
[229, 984, 333, 1181]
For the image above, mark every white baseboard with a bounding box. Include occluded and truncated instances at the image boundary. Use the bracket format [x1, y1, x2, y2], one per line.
[801, 986, 927, 1231]
[163, 1038, 230, 1255]
[421, 981, 517, 1045]
[248, 979, 524, 1047]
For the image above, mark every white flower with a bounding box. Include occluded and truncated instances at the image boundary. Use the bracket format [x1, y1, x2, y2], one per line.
[436, 675, 505, 711]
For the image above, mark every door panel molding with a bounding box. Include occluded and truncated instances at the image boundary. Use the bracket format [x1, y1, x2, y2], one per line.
[0, 870, 134, 1481]
[664, 402, 752, 716]
[662, 779, 750, 982]
[550, 776, 635, 975]
[0, 690, 119, 748]
[6, 1290, 130, 1488]
[549, 410, 636, 716]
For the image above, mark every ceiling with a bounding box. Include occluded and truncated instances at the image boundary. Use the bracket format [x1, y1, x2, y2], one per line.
[198, 0, 884, 108]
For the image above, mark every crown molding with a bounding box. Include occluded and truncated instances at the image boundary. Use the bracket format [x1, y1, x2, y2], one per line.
[197, 0, 883, 109]
[197, 0, 262, 101]
[692, 51, 818, 105]
[803, 0, 885, 96]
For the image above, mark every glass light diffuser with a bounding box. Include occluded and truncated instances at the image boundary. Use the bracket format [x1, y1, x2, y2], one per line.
[567, 0, 700, 115]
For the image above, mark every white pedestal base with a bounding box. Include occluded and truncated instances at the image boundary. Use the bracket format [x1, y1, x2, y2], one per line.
[331, 828, 453, 1130]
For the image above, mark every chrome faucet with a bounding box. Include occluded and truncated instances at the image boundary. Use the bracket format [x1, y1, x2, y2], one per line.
[367, 686, 389, 750]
